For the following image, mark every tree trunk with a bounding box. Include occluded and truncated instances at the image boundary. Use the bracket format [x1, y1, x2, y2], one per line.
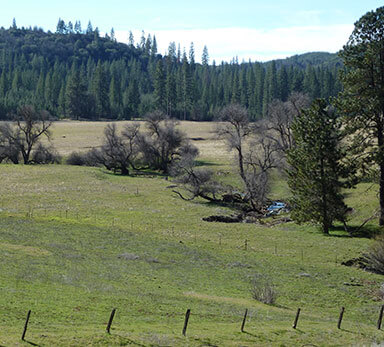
[378, 114, 384, 226]
[121, 166, 129, 175]
[320, 157, 329, 234]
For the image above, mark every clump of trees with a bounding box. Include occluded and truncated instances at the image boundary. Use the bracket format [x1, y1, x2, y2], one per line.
[173, 103, 280, 214]
[0, 105, 60, 164]
[68, 111, 197, 175]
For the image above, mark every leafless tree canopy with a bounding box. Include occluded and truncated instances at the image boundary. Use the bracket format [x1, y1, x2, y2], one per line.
[171, 151, 223, 202]
[138, 111, 193, 173]
[75, 110, 198, 175]
[215, 104, 278, 211]
[261, 92, 311, 158]
[0, 105, 54, 164]
[96, 123, 140, 175]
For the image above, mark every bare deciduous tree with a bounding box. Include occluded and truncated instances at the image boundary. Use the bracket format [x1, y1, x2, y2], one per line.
[216, 104, 278, 212]
[0, 105, 53, 164]
[261, 92, 311, 159]
[171, 150, 223, 202]
[97, 123, 140, 175]
[138, 111, 191, 173]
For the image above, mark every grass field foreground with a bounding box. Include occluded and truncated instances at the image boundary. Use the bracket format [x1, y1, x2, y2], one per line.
[0, 121, 383, 345]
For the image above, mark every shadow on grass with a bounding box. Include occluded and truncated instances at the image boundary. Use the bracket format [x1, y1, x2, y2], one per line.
[194, 160, 223, 167]
[338, 328, 354, 333]
[243, 331, 259, 338]
[192, 337, 219, 347]
[102, 169, 168, 178]
[24, 340, 40, 346]
[106, 334, 147, 347]
[329, 225, 382, 239]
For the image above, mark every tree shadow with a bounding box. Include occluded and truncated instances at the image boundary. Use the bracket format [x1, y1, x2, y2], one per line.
[106, 334, 147, 347]
[192, 337, 219, 347]
[243, 331, 259, 337]
[194, 160, 223, 167]
[338, 328, 354, 333]
[329, 225, 382, 239]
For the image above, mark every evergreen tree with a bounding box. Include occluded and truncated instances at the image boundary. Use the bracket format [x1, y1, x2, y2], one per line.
[66, 63, 88, 119]
[152, 36, 158, 57]
[202, 45, 209, 66]
[128, 31, 134, 47]
[91, 62, 110, 119]
[56, 18, 66, 34]
[189, 42, 195, 69]
[287, 99, 348, 234]
[338, 6, 384, 225]
[181, 52, 192, 120]
[154, 60, 166, 111]
[277, 65, 289, 101]
[109, 74, 122, 118]
[165, 70, 176, 116]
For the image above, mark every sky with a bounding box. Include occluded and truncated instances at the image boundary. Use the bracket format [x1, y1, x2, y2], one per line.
[1, 1, 383, 63]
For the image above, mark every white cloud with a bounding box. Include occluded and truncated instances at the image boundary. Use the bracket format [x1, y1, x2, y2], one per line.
[114, 24, 354, 63]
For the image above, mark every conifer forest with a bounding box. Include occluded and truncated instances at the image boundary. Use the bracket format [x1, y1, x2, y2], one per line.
[0, 19, 342, 121]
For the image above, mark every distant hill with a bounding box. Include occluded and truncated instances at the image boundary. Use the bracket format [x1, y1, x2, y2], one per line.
[0, 22, 343, 121]
[269, 52, 343, 70]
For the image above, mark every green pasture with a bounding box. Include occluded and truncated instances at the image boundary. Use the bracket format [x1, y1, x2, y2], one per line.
[0, 121, 383, 345]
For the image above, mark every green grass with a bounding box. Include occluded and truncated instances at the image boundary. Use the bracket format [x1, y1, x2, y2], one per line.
[1, 119, 384, 345]
[0, 163, 383, 346]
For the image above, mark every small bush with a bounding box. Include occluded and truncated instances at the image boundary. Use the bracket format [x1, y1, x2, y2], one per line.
[66, 149, 102, 167]
[250, 274, 277, 304]
[31, 143, 61, 164]
[66, 151, 89, 166]
[363, 236, 384, 275]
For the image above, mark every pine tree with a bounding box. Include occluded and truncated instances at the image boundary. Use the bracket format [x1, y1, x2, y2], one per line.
[154, 60, 166, 111]
[202, 45, 209, 66]
[287, 99, 348, 234]
[86, 21, 93, 34]
[109, 75, 122, 118]
[152, 36, 158, 57]
[123, 78, 140, 119]
[338, 6, 384, 225]
[165, 70, 176, 116]
[278, 65, 289, 101]
[181, 52, 192, 120]
[91, 62, 110, 119]
[66, 63, 88, 119]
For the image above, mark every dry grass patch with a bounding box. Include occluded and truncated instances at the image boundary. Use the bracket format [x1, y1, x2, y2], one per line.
[48, 120, 230, 162]
[0, 242, 51, 256]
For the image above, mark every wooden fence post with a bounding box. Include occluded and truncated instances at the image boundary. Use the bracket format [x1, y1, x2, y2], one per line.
[337, 307, 345, 329]
[292, 308, 301, 329]
[378, 305, 384, 330]
[241, 309, 248, 332]
[21, 310, 31, 341]
[182, 309, 191, 336]
[106, 308, 116, 334]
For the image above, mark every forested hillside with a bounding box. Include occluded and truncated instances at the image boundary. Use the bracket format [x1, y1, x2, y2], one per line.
[0, 20, 343, 120]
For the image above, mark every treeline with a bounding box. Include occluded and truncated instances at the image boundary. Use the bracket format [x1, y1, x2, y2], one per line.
[0, 19, 343, 121]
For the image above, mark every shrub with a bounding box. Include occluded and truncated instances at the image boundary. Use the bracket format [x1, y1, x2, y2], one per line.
[66, 152, 87, 166]
[363, 236, 384, 274]
[66, 149, 102, 167]
[31, 143, 61, 164]
[250, 274, 277, 304]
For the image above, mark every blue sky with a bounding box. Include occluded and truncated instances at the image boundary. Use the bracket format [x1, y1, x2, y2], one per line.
[1, 1, 383, 62]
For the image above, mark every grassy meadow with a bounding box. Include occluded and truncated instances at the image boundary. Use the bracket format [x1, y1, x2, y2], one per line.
[0, 121, 383, 346]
